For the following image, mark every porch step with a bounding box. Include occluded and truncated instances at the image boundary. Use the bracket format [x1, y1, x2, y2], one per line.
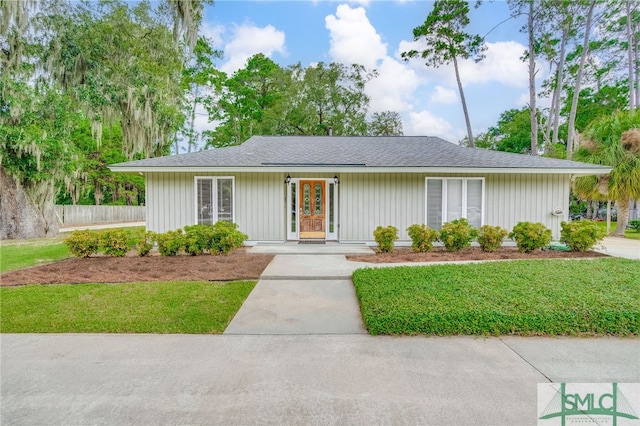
[248, 243, 375, 255]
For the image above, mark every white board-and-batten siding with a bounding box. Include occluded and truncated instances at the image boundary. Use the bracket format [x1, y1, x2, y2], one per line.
[145, 172, 285, 241]
[144, 171, 570, 241]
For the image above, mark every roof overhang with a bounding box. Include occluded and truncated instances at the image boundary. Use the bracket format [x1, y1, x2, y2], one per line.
[109, 165, 612, 176]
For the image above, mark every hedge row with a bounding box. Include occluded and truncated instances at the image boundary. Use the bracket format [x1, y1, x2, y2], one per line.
[374, 219, 605, 253]
[64, 222, 247, 258]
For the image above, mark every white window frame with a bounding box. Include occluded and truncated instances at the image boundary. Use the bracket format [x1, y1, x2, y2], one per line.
[286, 177, 338, 241]
[194, 176, 236, 224]
[425, 177, 485, 229]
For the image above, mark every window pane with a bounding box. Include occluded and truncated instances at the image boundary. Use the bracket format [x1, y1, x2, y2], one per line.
[291, 182, 297, 232]
[303, 184, 311, 214]
[217, 178, 233, 222]
[197, 179, 213, 225]
[314, 183, 323, 215]
[466, 180, 483, 228]
[446, 179, 463, 222]
[426, 179, 443, 229]
[329, 183, 334, 233]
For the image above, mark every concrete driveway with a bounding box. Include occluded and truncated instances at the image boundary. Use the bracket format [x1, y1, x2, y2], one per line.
[2, 334, 638, 425]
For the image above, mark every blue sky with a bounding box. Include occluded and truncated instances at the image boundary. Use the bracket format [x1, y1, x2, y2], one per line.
[198, 0, 546, 143]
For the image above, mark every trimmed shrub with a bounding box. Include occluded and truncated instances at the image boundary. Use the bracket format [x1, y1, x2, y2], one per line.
[101, 230, 128, 257]
[373, 225, 399, 253]
[560, 221, 606, 252]
[477, 225, 508, 253]
[509, 222, 552, 253]
[184, 224, 212, 256]
[630, 220, 640, 233]
[136, 231, 156, 257]
[439, 218, 476, 252]
[209, 221, 248, 254]
[155, 229, 185, 256]
[407, 224, 439, 252]
[64, 230, 101, 258]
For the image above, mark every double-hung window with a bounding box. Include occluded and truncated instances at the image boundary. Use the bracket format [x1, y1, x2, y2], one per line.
[195, 177, 235, 225]
[425, 178, 484, 229]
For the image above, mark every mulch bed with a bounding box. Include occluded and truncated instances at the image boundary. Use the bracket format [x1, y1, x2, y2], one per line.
[347, 246, 610, 263]
[1, 249, 274, 286]
[2, 246, 611, 286]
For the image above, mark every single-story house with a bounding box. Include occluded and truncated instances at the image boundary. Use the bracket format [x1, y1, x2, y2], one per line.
[109, 136, 611, 244]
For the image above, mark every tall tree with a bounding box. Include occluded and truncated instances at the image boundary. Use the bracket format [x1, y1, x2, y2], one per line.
[0, 0, 208, 238]
[368, 111, 404, 136]
[548, 3, 575, 147]
[180, 36, 223, 153]
[621, 0, 639, 110]
[203, 58, 372, 147]
[474, 107, 544, 154]
[508, 0, 547, 155]
[567, 0, 598, 158]
[573, 109, 640, 235]
[401, 0, 486, 147]
[204, 54, 288, 147]
[283, 62, 370, 137]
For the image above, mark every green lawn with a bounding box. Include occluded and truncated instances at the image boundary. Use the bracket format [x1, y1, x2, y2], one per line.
[593, 221, 640, 240]
[353, 258, 640, 336]
[1, 237, 70, 273]
[0, 280, 256, 333]
[0, 226, 146, 273]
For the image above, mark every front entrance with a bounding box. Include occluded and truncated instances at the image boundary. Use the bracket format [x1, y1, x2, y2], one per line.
[286, 177, 338, 241]
[299, 180, 326, 239]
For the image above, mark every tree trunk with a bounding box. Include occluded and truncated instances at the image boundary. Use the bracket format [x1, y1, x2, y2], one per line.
[627, 0, 636, 110]
[528, 0, 538, 155]
[452, 55, 475, 148]
[94, 180, 103, 205]
[567, 0, 596, 159]
[544, 76, 559, 152]
[552, 28, 568, 145]
[634, 19, 639, 110]
[0, 167, 59, 239]
[188, 85, 200, 153]
[591, 200, 599, 219]
[613, 197, 631, 235]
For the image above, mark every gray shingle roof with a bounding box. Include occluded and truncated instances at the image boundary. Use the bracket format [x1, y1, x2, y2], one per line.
[109, 136, 610, 172]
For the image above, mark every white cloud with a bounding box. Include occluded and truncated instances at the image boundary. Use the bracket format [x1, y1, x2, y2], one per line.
[430, 86, 457, 104]
[325, 4, 386, 69]
[367, 58, 421, 112]
[200, 22, 225, 49]
[220, 24, 286, 74]
[324, 5, 420, 113]
[406, 110, 457, 141]
[459, 41, 529, 88]
[398, 40, 532, 89]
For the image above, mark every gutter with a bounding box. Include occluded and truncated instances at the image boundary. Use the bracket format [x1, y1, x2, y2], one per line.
[108, 165, 612, 176]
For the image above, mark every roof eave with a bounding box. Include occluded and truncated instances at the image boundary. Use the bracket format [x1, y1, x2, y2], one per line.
[108, 165, 612, 175]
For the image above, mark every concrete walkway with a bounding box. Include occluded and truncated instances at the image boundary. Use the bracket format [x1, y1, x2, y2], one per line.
[226, 251, 369, 335]
[594, 236, 640, 260]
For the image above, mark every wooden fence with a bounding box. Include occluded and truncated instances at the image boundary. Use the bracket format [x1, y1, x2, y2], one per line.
[55, 205, 145, 225]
